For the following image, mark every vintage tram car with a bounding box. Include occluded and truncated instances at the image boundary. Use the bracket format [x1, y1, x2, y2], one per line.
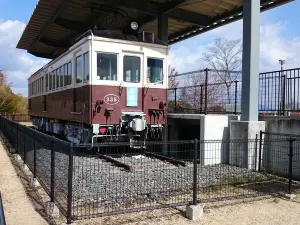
[28, 22, 168, 147]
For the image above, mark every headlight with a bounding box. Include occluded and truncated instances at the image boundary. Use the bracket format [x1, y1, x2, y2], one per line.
[130, 21, 139, 30]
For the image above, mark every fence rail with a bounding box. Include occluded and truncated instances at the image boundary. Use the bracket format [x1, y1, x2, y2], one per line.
[0, 116, 299, 223]
[169, 68, 300, 115]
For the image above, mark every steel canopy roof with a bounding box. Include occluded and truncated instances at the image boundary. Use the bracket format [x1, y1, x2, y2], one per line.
[16, 0, 293, 59]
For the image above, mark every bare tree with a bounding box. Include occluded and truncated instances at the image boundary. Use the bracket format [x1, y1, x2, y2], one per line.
[203, 38, 242, 104]
[168, 65, 179, 89]
[182, 71, 220, 112]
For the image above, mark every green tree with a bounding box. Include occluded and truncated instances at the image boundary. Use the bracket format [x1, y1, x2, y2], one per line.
[0, 69, 28, 113]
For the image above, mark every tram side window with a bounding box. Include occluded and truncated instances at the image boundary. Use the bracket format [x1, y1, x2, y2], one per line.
[37, 79, 39, 94]
[97, 53, 117, 81]
[42, 76, 44, 93]
[38, 78, 40, 94]
[52, 71, 56, 90]
[67, 62, 72, 85]
[49, 72, 52, 90]
[46, 74, 48, 92]
[123, 56, 140, 83]
[83, 52, 89, 82]
[76, 55, 82, 83]
[63, 64, 67, 86]
[39, 78, 41, 93]
[147, 58, 164, 84]
[60, 66, 64, 87]
[56, 68, 60, 89]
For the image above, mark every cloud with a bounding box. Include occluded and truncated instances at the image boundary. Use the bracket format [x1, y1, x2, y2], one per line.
[1, 17, 300, 97]
[0, 20, 49, 97]
[170, 20, 300, 74]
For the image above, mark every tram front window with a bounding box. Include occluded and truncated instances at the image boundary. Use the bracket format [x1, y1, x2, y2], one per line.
[123, 56, 140, 83]
[97, 53, 117, 81]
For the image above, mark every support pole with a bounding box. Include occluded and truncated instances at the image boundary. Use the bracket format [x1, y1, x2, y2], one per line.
[204, 69, 208, 115]
[241, 0, 260, 121]
[158, 14, 168, 43]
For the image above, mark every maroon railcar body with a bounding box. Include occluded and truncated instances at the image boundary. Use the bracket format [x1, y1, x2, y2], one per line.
[29, 85, 168, 125]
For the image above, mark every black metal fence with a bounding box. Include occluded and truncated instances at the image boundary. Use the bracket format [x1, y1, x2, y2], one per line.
[0, 117, 300, 223]
[0, 117, 70, 220]
[168, 69, 241, 114]
[259, 68, 300, 116]
[169, 68, 300, 116]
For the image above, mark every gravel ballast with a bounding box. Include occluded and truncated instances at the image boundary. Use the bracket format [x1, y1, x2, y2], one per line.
[31, 146, 270, 210]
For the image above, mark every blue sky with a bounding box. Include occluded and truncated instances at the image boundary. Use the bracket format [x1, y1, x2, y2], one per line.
[0, 0, 300, 97]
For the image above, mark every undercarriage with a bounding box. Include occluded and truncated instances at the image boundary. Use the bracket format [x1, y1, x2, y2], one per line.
[31, 112, 164, 149]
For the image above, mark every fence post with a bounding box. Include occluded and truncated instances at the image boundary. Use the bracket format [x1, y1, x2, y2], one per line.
[288, 137, 295, 195]
[50, 138, 55, 202]
[200, 85, 203, 113]
[67, 144, 74, 224]
[33, 129, 36, 178]
[23, 130, 26, 164]
[258, 130, 263, 171]
[204, 69, 208, 115]
[234, 80, 238, 115]
[193, 139, 198, 205]
[282, 75, 286, 116]
[174, 88, 177, 112]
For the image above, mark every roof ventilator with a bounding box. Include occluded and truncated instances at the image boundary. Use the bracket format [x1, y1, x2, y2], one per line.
[139, 31, 155, 43]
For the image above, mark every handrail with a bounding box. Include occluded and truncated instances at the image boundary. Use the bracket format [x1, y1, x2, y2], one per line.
[0, 192, 6, 225]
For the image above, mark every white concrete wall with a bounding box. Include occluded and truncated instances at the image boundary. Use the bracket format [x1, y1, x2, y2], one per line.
[167, 114, 239, 164]
[229, 121, 266, 170]
[260, 116, 300, 135]
[260, 116, 300, 178]
[199, 115, 240, 165]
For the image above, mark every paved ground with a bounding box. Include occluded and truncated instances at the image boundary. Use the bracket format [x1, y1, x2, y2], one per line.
[77, 196, 300, 225]
[0, 143, 49, 225]
[19, 122, 32, 126]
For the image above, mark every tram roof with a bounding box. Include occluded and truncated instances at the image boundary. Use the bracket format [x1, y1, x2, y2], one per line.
[16, 0, 293, 59]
